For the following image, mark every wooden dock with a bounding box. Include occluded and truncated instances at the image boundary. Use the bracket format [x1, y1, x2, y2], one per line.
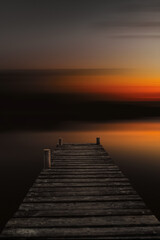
[1, 139, 160, 239]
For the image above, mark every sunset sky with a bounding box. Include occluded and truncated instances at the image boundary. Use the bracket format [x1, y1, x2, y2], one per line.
[1, 2, 160, 234]
[1, 0, 160, 101]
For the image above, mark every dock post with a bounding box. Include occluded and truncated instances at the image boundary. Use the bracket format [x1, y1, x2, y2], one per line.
[43, 149, 51, 169]
[59, 138, 63, 146]
[96, 137, 100, 145]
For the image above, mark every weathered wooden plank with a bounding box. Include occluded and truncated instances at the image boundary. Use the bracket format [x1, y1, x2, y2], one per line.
[57, 152, 110, 159]
[55, 149, 108, 152]
[54, 153, 108, 156]
[2, 236, 160, 240]
[54, 146, 106, 150]
[55, 146, 104, 149]
[52, 165, 119, 168]
[53, 155, 113, 159]
[32, 182, 131, 188]
[2, 226, 160, 238]
[33, 182, 131, 187]
[35, 178, 129, 183]
[38, 175, 125, 179]
[56, 144, 103, 147]
[59, 143, 98, 145]
[39, 173, 125, 178]
[6, 215, 159, 228]
[2, 235, 160, 240]
[38, 177, 127, 181]
[54, 156, 110, 159]
[48, 165, 119, 168]
[27, 189, 137, 197]
[14, 208, 152, 218]
[56, 144, 102, 148]
[54, 151, 107, 155]
[54, 155, 109, 158]
[53, 157, 111, 160]
[43, 168, 120, 172]
[55, 146, 104, 148]
[38, 175, 126, 180]
[52, 162, 113, 166]
[54, 150, 107, 154]
[52, 161, 113, 165]
[56, 150, 107, 152]
[24, 195, 141, 203]
[52, 160, 112, 165]
[43, 168, 121, 171]
[19, 201, 146, 211]
[54, 154, 110, 158]
[29, 186, 134, 193]
[40, 171, 122, 175]
[53, 162, 115, 165]
[56, 147, 105, 150]
[41, 172, 122, 176]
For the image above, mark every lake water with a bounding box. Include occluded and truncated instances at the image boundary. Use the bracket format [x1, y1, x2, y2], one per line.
[0, 120, 160, 231]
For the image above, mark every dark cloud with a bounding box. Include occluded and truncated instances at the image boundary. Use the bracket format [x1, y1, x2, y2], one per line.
[119, 0, 160, 12]
[1, 0, 160, 69]
[1, 1, 160, 33]
[93, 21, 160, 29]
[1, 68, 129, 76]
[0, 68, 131, 94]
[112, 34, 160, 39]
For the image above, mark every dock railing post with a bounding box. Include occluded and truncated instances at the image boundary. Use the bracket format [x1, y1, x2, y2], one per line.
[43, 149, 51, 169]
[59, 138, 63, 146]
[96, 137, 100, 145]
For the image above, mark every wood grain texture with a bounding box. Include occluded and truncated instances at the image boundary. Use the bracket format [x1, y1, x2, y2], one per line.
[23, 195, 141, 203]
[2, 226, 160, 238]
[6, 216, 159, 228]
[1, 143, 160, 239]
[14, 209, 152, 218]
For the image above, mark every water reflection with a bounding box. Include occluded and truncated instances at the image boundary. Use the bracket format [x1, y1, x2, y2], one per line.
[0, 120, 160, 231]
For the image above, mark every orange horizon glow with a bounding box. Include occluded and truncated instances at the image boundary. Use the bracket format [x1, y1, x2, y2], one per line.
[47, 74, 160, 101]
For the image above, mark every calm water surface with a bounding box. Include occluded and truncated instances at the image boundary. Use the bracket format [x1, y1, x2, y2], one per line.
[0, 120, 160, 231]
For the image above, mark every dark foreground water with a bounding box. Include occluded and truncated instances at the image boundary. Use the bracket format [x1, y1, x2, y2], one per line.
[0, 120, 160, 231]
